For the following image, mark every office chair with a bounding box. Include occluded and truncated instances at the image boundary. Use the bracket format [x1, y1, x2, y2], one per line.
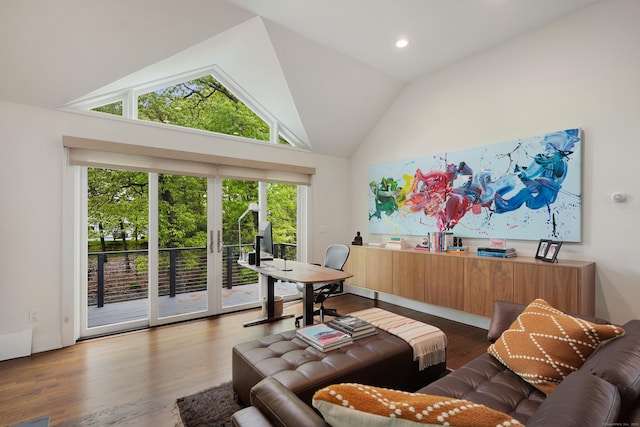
[294, 244, 350, 327]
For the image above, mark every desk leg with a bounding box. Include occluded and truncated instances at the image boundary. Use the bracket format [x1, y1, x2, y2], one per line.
[243, 275, 294, 327]
[267, 276, 275, 318]
[303, 283, 315, 326]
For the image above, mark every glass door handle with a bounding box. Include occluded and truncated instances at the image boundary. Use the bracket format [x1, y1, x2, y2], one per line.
[209, 230, 222, 253]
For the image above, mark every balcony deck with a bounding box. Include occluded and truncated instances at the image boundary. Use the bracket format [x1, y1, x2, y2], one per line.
[88, 281, 299, 328]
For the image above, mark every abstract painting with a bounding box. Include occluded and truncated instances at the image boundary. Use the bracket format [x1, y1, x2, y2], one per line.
[368, 129, 582, 241]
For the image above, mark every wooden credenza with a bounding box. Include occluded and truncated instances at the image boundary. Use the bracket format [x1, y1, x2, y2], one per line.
[343, 245, 595, 317]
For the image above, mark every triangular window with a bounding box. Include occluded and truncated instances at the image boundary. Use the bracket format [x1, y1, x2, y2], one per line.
[91, 100, 123, 116]
[136, 75, 272, 142]
[82, 69, 297, 148]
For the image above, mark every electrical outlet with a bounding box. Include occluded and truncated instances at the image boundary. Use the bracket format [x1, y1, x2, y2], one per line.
[29, 309, 39, 323]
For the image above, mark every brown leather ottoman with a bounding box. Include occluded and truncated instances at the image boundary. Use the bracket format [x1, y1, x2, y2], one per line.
[232, 328, 446, 405]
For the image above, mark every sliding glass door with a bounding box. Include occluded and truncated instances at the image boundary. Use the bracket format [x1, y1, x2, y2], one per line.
[80, 167, 301, 337]
[85, 168, 150, 331]
[150, 173, 216, 325]
[82, 169, 220, 336]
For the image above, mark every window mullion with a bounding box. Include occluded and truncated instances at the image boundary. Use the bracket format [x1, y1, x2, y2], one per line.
[125, 89, 137, 119]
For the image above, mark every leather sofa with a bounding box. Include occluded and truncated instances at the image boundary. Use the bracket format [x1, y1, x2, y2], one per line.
[231, 300, 640, 427]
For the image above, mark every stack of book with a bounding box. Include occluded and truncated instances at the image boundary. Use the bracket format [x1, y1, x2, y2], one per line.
[295, 324, 353, 352]
[477, 247, 517, 258]
[446, 246, 469, 255]
[328, 316, 377, 340]
[387, 236, 409, 250]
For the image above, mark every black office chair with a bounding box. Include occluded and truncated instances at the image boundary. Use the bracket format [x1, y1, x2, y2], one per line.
[294, 244, 350, 327]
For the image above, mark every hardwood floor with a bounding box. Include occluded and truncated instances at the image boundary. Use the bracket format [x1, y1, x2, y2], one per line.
[0, 294, 488, 427]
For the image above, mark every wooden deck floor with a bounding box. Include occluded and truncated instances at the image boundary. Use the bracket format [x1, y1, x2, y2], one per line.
[88, 281, 300, 328]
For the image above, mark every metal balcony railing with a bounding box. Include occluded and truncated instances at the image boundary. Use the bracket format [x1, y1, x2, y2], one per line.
[88, 243, 297, 307]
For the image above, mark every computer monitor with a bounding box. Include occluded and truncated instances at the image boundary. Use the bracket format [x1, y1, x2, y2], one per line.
[258, 221, 274, 260]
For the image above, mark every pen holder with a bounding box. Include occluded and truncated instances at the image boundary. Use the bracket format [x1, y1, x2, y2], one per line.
[248, 252, 256, 265]
[282, 256, 292, 271]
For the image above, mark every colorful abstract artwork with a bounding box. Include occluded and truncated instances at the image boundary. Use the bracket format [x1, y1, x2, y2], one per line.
[368, 129, 582, 242]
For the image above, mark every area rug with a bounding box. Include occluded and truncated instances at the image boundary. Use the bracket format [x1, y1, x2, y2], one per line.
[11, 416, 49, 427]
[175, 381, 244, 427]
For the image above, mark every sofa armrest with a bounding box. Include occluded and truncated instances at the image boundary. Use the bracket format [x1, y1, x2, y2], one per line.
[231, 406, 273, 427]
[527, 371, 621, 427]
[249, 377, 329, 427]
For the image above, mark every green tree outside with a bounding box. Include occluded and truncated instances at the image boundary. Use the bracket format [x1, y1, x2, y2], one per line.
[89, 74, 298, 253]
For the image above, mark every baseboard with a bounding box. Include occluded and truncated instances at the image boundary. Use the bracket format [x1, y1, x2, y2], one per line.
[343, 285, 490, 330]
[0, 329, 32, 361]
[32, 332, 63, 354]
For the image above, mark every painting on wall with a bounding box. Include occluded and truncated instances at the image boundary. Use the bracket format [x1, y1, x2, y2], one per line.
[368, 128, 582, 242]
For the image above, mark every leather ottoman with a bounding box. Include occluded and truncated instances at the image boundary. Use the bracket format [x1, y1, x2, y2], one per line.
[232, 328, 446, 405]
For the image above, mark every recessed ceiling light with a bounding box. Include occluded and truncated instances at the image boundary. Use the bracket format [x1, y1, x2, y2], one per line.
[396, 38, 409, 48]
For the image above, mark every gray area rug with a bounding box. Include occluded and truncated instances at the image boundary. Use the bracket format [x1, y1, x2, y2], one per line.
[11, 417, 49, 427]
[175, 381, 244, 427]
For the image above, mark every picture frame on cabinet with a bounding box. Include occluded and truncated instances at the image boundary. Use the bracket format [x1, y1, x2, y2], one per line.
[543, 241, 563, 263]
[536, 239, 551, 259]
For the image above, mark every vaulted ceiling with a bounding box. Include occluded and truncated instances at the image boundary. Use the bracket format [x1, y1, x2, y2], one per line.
[0, 0, 601, 157]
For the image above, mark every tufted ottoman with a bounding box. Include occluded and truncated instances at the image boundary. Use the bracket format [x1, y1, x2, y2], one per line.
[232, 328, 447, 405]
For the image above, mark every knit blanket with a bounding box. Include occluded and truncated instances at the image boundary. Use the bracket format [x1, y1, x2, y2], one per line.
[349, 308, 446, 370]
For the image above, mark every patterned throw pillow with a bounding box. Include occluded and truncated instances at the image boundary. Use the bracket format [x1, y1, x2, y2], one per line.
[312, 383, 522, 427]
[488, 298, 624, 395]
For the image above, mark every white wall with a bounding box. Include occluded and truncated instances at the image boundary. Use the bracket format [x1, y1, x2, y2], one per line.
[0, 102, 349, 354]
[349, 0, 640, 325]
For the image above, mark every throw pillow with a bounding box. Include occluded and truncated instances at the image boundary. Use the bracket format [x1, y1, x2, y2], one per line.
[488, 298, 624, 395]
[312, 383, 522, 427]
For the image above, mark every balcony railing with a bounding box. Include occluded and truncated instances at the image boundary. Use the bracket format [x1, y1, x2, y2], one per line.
[88, 243, 297, 307]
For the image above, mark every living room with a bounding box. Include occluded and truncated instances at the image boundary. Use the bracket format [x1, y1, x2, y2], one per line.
[1, 0, 639, 425]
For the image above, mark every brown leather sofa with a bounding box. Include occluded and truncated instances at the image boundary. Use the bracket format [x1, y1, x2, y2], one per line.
[231, 300, 640, 427]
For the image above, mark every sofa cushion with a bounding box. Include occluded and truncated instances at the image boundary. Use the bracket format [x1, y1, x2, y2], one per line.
[581, 319, 640, 423]
[488, 298, 624, 395]
[487, 300, 611, 343]
[312, 383, 522, 427]
[487, 300, 526, 342]
[418, 352, 545, 423]
[526, 371, 621, 427]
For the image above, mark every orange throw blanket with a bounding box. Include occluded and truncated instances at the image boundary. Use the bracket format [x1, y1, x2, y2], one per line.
[349, 308, 446, 370]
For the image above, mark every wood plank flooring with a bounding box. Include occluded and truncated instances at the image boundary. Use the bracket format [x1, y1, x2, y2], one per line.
[0, 294, 488, 427]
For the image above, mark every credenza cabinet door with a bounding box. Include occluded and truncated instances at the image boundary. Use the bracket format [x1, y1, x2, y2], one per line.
[365, 248, 393, 294]
[464, 258, 514, 317]
[424, 255, 464, 311]
[346, 245, 595, 317]
[344, 245, 367, 287]
[392, 251, 425, 301]
[514, 264, 579, 313]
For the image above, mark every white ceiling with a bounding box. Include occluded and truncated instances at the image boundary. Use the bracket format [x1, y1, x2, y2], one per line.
[226, 0, 602, 82]
[0, 0, 601, 157]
